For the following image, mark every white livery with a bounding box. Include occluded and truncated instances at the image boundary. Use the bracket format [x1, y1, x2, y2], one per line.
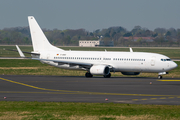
[16, 16, 178, 79]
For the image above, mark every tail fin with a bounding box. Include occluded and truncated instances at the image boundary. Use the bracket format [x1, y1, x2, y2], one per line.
[28, 16, 64, 52]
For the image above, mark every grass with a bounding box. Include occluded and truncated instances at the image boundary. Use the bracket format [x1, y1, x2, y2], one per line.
[0, 45, 180, 58]
[0, 59, 179, 78]
[0, 101, 180, 119]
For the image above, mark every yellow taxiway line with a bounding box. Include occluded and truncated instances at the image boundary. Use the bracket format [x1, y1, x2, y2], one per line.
[157, 80, 180, 81]
[0, 77, 179, 97]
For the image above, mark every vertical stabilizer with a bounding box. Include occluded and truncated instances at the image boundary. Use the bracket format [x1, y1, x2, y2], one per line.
[28, 16, 64, 52]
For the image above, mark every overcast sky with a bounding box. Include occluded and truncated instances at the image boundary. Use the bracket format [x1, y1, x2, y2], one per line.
[0, 0, 179, 32]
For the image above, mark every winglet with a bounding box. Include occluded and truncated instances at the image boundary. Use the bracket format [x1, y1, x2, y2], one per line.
[130, 48, 133, 52]
[16, 45, 25, 57]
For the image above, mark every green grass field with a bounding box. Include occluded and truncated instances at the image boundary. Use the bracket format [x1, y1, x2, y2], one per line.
[0, 101, 180, 120]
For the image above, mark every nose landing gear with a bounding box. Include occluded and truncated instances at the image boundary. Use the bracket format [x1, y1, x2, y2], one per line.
[158, 72, 168, 79]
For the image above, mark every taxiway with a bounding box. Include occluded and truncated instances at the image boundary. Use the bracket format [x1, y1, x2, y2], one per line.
[0, 75, 180, 105]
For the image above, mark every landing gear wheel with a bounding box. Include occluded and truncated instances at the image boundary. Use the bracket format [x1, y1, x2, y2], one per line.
[158, 75, 162, 79]
[85, 72, 93, 78]
[103, 73, 111, 78]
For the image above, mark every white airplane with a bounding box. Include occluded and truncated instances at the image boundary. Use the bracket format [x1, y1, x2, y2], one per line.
[15, 16, 177, 79]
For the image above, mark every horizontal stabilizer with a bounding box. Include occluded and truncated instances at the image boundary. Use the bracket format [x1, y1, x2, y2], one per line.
[16, 45, 25, 57]
[5, 46, 40, 56]
[130, 48, 133, 52]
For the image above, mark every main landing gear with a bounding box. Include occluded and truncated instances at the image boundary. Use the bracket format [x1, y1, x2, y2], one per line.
[103, 73, 111, 78]
[85, 72, 93, 78]
[158, 75, 162, 79]
[85, 72, 111, 78]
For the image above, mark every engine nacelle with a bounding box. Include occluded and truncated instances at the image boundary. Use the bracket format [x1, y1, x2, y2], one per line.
[90, 65, 110, 75]
[121, 72, 140, 75]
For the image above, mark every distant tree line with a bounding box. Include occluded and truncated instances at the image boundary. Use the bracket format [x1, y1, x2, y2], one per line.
[0, 25, 180, 47]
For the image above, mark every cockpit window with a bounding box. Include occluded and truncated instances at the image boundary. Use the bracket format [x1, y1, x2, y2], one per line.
[161, 59, 171, 61]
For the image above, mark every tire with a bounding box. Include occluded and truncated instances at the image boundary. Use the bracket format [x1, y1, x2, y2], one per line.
[158, 75, 162, 79]
[103, 73, 111, 78]
[85, 72, 93, 78]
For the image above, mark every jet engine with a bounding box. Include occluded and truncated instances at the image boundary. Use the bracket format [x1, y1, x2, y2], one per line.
[90, 65, 110, 75]
[121, 72, 140, 75]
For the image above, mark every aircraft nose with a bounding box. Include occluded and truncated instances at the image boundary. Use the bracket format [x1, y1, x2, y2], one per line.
[171, 62, 178, 69]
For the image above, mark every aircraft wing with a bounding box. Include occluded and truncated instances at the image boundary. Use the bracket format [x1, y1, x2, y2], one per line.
[32, 58, 114, 71]
[32, 58, 93, 69]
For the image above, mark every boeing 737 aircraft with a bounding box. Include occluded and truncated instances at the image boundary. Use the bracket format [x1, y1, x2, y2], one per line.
[15, 16, 178, 79]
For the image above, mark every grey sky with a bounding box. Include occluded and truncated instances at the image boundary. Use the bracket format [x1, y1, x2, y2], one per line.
[0, 0, 179, 32]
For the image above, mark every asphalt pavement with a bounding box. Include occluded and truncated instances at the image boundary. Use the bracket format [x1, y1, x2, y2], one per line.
[0, 75, 180, 105]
